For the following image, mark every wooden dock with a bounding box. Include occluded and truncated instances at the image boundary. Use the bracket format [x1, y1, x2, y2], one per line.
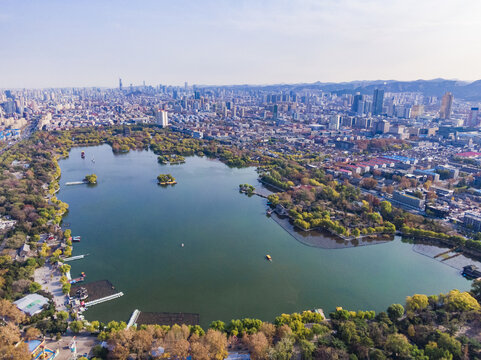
[84, 292, 124, 307]
[63, 254, 88, 262]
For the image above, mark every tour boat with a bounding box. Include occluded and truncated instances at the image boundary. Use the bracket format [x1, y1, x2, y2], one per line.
[81, 151, 85, 159]
[72, 236, 81, 242]
[265, 254, 272, 261]
[70, 277, 85, 284]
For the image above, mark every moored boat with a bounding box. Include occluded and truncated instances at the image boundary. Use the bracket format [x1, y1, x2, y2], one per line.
[72, 236, 81, 242]
[81, 151, 85, 159]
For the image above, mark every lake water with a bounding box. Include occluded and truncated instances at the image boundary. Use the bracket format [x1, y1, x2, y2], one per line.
[58, 145, 470, 327]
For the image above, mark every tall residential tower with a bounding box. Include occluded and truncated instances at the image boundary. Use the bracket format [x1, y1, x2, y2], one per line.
[372, 89, 384, 115]
[439, 92, 453, 119]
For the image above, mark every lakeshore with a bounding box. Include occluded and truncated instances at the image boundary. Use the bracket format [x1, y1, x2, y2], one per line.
[56, 145, 471, 328]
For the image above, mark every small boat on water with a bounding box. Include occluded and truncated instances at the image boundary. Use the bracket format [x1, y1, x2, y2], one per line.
[72, 236, 81, 242]
[81, 151, 85, 159]
[265, 254, 272, 261]
[70, 277, 85, 284]
[91, 156, 95, 163]
[181, 243, 184, 247]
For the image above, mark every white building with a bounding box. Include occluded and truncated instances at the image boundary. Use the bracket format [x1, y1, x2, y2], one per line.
[329, 115, 340, 130]
[155, 110, 169, 127]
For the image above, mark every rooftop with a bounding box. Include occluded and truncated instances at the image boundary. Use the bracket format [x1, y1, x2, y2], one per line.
[13, 294, 49, 316]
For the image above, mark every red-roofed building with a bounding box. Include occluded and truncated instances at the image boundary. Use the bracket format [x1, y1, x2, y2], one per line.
[455, 152, 481, 158]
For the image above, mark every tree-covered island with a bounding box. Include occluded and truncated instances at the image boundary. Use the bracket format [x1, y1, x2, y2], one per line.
[157, 173, 176, 185]
[83, 173, 97, 184]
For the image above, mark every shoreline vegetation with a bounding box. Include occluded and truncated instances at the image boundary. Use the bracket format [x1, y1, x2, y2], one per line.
[158, 154, 186, 165]
[157, 173, 177, 185]
[1, 125, 481, 358]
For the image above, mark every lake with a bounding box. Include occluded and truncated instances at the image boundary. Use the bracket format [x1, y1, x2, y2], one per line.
[58, 145, 470, 328]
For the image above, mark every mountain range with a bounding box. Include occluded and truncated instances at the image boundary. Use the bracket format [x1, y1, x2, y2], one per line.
[210, 79, 481, 101]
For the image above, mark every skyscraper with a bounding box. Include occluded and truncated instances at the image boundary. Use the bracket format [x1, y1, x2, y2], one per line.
[329, 115, 341, 130]
[372, 89, 384, 115]
[439, 92, 453, 119]
[351, 94, 363, 113]
[155, 109, 169, 127]
[467, 107, 479, 127]
[273, 104, 278, 120]
[119, 78, 123, 91]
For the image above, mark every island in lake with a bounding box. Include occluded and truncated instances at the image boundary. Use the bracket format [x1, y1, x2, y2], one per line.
[157, 173, 177, 185]
[83, 173, 97, 184]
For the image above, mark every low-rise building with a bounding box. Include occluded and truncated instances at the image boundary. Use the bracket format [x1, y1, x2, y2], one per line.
[13, 294, 49, 316]
[464, 212, 481, 231]
[392, 191, 425, 210]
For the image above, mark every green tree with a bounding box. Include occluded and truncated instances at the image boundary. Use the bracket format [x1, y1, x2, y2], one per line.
[406, 294, 429, 312]
[59, 264, 71, 274]
[62, 283, 71, 294]
[437, 333, 461, 359]
[385, 334, 412, 359]
[380, 201, 392, 217]
[209, 320, 225, 332]
[443, 289, 480, 311]
[387, 304, 404, 321]
[70, 320, 84, 333]
[29, 282, 42, 293]
[425, 341, 453, 360]
[299, 339, 315, 360]
[57, 311, 69, 321]
[471, 279, 481, 301]
[268, 336, 294, 360]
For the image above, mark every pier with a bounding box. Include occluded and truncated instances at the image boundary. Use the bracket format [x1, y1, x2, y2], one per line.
[127, 309, 140, 328]
[65, 181, 86, 186]
[63, 254, 88, 262]
[84, 292, 124, 307]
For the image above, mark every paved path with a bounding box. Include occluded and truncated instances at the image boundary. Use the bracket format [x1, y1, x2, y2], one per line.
[34, 265, 67, 312]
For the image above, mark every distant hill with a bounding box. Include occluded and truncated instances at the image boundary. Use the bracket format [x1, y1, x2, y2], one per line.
[206, 79, 481, 101]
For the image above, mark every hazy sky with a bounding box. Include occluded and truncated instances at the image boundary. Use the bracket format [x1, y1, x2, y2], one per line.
[1, 0, 480, 88]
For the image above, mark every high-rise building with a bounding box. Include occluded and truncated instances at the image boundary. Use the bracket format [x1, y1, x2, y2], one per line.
[467, 107, 479, 127]
[119, 78, 123, 91]
[439, 92, 453, 119]
[410, 104, 424, 118]
[351, 94, 363, 113]
[372, 89, 384, 115]
[273, 104, 278, 120]
[357, 100, 365, 115]
[155, 109, 169, 127]
[376, 120, 390, 134]
[329, 115, 341, 130]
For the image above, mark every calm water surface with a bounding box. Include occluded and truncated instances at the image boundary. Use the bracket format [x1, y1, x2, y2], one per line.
[58, 145, 470, 327]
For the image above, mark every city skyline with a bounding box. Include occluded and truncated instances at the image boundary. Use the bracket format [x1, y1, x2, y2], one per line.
[1, 0, 481, 88]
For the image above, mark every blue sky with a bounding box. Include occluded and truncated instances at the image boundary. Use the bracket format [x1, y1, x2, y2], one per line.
[1, 0, 480, 88]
